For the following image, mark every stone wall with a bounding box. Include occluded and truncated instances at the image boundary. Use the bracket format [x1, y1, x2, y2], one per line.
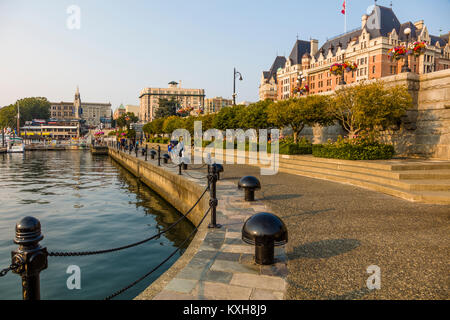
[298, 69, 450, 159]
[108, 148, 209, 226]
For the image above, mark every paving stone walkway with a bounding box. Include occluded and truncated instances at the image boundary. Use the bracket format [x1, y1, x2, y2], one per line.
[121, 148, 288, 300]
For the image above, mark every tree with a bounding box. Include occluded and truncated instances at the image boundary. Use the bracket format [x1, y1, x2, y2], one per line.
[238, 100, 272, 130]
[0, 97, 51, 130]
[0, 105, 17, 129]
[213, 105, 245, 131]
[162, 116, 183, 135]
[330, 81, 412, 138]
[116, 112, 138, 129]
[155, 98, 177, 119]
[268, 96, 332, 143]
[143, 117, 165, 136]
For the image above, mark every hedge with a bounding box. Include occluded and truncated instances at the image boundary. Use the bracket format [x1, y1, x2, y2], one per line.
[312, 143, 395, 160]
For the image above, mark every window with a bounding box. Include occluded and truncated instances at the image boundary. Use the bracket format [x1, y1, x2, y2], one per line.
[373, 66, 376, 74]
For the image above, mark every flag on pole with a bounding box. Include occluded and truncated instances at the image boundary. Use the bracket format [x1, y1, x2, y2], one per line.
[341, 0, 346, 15]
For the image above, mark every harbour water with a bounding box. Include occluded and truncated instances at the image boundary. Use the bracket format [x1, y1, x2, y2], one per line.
[0, 151, 194, 300]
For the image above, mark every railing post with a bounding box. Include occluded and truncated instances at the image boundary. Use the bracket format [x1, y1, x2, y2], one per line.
[178, 163, 182, 175]
[135, 143, 138, 157]
[208, 165, 221, 229]
[157, 145, 161, 166]
[11, 216, 48, 300]
[129, 142, 131, 155]
[145, 145, 148, 161]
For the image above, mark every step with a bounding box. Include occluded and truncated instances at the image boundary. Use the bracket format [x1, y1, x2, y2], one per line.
[277, 166, 450, 205]
[278, 162, 450, 192]
[282, 155, 450, 171]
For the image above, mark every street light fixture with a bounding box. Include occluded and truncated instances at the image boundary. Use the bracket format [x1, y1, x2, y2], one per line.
[402, 27, 412, 73]
[233, 68, 243, 105]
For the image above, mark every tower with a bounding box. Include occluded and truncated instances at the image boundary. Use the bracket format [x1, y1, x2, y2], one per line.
[74, 86, 81, 119]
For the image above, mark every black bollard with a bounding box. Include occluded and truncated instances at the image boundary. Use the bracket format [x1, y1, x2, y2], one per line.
[178, 163, 182, 175]
[145, 145, 148, 161]
[11, 217, 48, 300]
[157, 145, 161, 166]
[208, 165, 221, 229]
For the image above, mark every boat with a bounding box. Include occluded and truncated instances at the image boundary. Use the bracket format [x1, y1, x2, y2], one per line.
[7, 137, 25, 153]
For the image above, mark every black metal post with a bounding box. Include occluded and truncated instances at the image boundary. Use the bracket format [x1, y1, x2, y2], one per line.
[157, 145, 161, 166]
[135, 144, 138, 157]
[208, 165, 221, 229]
[233, 68, 236, 105]
[341, 53, 346, 85]
[11, 216, 48, 300]
[129, 142, 131, 155]
[145, 145, 148, 161]
[178, 163, 182, 175]
[402, 33, 411, 73]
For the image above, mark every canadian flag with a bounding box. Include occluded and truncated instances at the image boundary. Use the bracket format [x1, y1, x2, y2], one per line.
[341, 0, 346, 15]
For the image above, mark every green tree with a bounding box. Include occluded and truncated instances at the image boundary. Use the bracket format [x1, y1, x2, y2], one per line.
[213, 105, 245, 131]
[0, 105, 17, 129]
[116, 112, 138, 129]
[162, 116, 183, 135]
[330, 81, 412, 138]
[268, 96, 332, 143]
[239, 100, 272, 130]
[155, 98, 177, 119]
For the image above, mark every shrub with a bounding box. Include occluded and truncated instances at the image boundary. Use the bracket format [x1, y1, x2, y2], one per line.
[312, 134, 395, 160]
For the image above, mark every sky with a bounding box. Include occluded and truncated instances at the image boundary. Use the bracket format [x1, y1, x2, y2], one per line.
[0, 0, 449, 111]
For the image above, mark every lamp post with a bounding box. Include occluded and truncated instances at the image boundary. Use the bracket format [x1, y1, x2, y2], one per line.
[233, 68, 243, 105]
[340, 49, 347, 85]
[402, 27, 412, 73]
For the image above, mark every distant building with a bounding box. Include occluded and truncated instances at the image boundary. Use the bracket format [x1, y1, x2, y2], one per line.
[50, 87, 112, 128]
[113, 104, 126, 120]
[259, 5, 450, 100]
[139, 81, 205, 122]
[125, 105, 140, 118]
[21, 119, 81, 141]
[204, 97, 233, 114]
[238, 101, 254, 106]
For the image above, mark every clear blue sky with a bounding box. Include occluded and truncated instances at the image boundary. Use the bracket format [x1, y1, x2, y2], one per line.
[1, 0, 449, 111]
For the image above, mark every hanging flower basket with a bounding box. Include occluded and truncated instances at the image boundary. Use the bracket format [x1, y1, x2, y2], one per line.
[94, 131, 104, 136]
[330, 63, 343, 76]
[408, 41, 427, 57]
[299, 84, 309, 95]
[388, 46, 411, 61]
[330, 62, 357, 76]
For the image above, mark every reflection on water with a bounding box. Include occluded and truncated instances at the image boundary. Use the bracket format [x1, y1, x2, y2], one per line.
[0, 151, 194, 300]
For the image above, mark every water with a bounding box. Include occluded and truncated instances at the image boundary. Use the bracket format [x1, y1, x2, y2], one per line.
[0, 151, 195, 300]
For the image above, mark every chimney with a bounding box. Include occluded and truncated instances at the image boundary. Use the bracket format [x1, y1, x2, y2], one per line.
[414, 20, 424, 30]
[362, 14, 368, 29]
[310, 39, 318, 56]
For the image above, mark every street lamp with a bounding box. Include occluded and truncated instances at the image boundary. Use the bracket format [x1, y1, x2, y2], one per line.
[233, 68, 243, 105]
[402, 27, 412, 73]
[340, 49, 347, 85]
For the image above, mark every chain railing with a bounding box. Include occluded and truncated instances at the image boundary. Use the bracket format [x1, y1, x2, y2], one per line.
[1, 148, 222, 300]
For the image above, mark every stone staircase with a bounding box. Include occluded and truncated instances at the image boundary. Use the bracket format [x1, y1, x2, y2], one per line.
[274, 155, 450, 205]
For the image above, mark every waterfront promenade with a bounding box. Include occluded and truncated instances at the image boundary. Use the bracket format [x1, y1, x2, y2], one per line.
[111, 146, 449, 300]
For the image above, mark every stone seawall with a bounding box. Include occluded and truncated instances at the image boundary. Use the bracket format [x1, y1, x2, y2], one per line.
[109, 148, 208, 226]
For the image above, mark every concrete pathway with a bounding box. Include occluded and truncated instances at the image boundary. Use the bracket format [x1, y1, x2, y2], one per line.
[125, 149, 288, 300]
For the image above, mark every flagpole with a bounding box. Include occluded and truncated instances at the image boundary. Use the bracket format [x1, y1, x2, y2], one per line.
[345, 0, 347, 33]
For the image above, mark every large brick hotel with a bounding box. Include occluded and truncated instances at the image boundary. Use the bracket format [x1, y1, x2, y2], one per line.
[259, 4, 450, 100]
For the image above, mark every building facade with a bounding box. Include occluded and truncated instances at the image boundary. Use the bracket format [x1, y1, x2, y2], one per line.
[204, 97, 233, 114]
[259, 56, 286, 101]
[139, 81, 205, 122]
[113, 104, 126, 120]
[260, 5, 450, 100]
[21, 119, 81, 141]
[125, 105, 140, 117]
[50, 87, 112, 128]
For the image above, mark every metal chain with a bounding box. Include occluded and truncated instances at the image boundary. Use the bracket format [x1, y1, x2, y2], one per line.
[105, 207, 211, 300]
[0, 263, 21, 277]
[48, 185, 209, 257]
